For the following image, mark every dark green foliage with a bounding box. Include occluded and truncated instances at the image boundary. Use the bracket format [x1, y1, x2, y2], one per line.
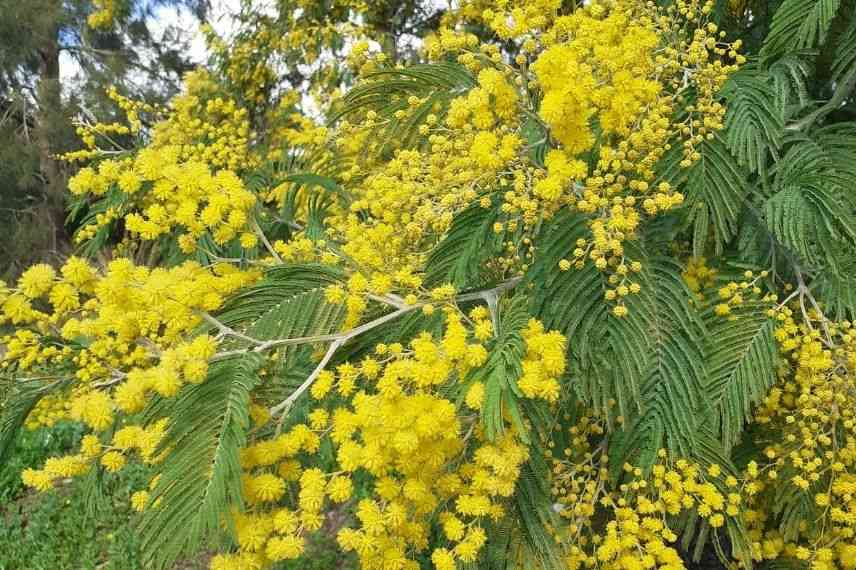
[831, 14, 856, 83]
[607, 260, 709, 470]
[760, 0, 841, 61]
[334, 62, 475, 155]
[425, 197, 505, 289]
[0, 424, 164, 570]
[139, 357, 261, 570]
[763, 130, 856, 272]
[0, 377, 65, 464]
[469, 298, 530, 442]
[721, 68, 784, 174]
[664, 136, 752, 256]
[702, 301, 779, 450]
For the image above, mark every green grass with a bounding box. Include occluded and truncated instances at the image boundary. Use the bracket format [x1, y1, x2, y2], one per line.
[0, 422, 356, 570]
[0, 423, 169, 570]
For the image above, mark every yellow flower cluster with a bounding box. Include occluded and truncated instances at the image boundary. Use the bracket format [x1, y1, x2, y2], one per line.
[525, 0, 742, 309]
[2, 1, 760, 568]
[22, 454, 90, 491]
[314, 0, 742, 321]
[742, 307, 856, 569]
[322, 73, 532, 312]
[63, 86, 154, 164]
[151, 71, 252, 171]
[480, 0, 563, 39]
[21, 419, 168, 492]
[70, 152, 257, 250]
[204, 24, 278, 107]
[206, 310, 557, 569]
[440, 0, 563, 40]
[65, 69, 258, 252]
[518, 319, 567, 402]
[682, 256, 718, 298]
[548, 416, 740, 570]
[87, 0, 116, 29]
[713, 270, 770, 316]
[3, 258, 257, 435]
[202, 422, 325, 567]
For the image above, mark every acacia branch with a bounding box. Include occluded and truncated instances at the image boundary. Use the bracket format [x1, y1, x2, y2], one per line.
[254, 220, 283, 264]
[200, 311, 263, 345]
[269, 339, 342, 417]
[263, 277, 522, 416]
[93, 370, 128, 388]
[786, 68, 856, 131]
[214, 277, 522, 362]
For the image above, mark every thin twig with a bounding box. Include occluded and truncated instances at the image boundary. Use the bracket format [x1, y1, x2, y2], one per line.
[93, 370, 127, 388]
[213, 304, 412, 362]
[254, 220, 283, 264]
[786, 68, 856, 131]
[775, 287, 801, 310]
[787, 268, 835, 348]
[214, 277, 522, 362]
[270, 339, 342, 417]
[200, 311, 264, 345]
[264, 277, 522, 416]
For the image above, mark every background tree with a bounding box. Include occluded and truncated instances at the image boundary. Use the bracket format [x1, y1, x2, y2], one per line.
[0, 0, 208, 277]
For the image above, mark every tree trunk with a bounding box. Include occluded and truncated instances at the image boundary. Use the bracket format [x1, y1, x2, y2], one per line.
[35, 27, 67, 254]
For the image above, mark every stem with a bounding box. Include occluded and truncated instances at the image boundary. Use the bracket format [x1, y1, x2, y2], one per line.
[254, 220, 283, 264]
[214, 278, 522, 362]
[93, 370, 127, 388]
[786, 68, 856, 132]
[263, 277, 522, 416]
[200, 311, 264, 345]
[270, 339, 342, 417]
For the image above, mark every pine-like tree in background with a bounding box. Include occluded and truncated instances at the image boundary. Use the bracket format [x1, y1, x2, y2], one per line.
[0, 0, 207, 277]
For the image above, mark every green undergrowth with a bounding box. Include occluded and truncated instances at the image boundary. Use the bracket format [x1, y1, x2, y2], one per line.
[0, 422, 356, 569]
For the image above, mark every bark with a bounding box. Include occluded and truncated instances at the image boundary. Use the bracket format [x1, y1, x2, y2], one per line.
[35, 26, 67, 253]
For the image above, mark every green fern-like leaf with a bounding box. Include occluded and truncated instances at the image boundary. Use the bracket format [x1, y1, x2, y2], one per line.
[768, 53, 813, 113]
[831, 13, 856, 83]
[760, 558, 809, 570]
[278, 172, 351, 236]
[760, 0, 841, 61]
[527, 210, 636, 419]
[68, 186, 129, 258]
[673, 425, 754, 565]
[812, 261, 856, 320]
[721, 68, 784, 174]
[609, 259, 709, 470]
[503, 454, 562, 568]
[139, 356, 261, 570]
[772, 467, 819, 541]
[245, 288, 344, 353]
[425, 197, 506, 289]
[333, 62, 475, 155]
[702, 301, 779, 450]
[528, 210, 709, 461]
[478, 429, 561, 569]
[215, 264, 344, 329]
[764, 134, 856, 271]
[469, 298, 531, 442]
[678, 137, 752, 256]
[229, 286, 346, 409]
